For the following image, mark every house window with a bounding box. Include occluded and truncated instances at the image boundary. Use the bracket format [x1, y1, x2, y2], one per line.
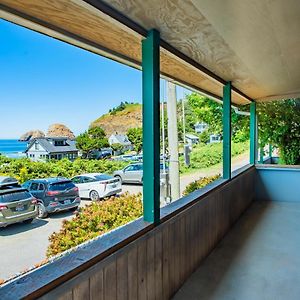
[34, 143, 39, 150]
[54, 140, 65, 146]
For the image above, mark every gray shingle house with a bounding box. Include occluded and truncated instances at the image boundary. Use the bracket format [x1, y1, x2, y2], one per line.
[25, 137, 79, 161]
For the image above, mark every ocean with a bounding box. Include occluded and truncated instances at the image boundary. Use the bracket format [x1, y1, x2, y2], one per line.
[0, 139, 27, 158]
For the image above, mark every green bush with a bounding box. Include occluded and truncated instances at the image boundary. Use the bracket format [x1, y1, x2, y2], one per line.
[46, 193, 142, 257]
[183, 174, 221, 196]
[0, 157, 127, 183]
[180, 141, 249, 173]
[199, 130, 210, 144]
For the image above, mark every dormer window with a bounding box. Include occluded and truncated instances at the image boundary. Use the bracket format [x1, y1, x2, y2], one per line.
[54, 140, 66, 146]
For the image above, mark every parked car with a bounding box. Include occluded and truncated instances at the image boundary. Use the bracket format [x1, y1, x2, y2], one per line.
[88, 150, 112, 160]
[22, 178, 80, 218]
[113, 163, 168, 184]
[71, 173, 122, 201]
[0, 176, 38, 227]
[98, 151, 112, 159]
[131, 155, 143, 162]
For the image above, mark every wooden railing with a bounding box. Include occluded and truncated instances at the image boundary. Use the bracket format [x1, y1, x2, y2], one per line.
[1, 166, 255, 300]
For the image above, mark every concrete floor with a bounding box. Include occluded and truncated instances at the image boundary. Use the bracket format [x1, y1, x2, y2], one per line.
[173, 201, 300, 300]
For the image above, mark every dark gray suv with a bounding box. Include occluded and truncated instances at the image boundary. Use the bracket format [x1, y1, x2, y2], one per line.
[22, 178, 80, 218]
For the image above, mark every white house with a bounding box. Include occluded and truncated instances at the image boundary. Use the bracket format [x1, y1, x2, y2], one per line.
[108, 133, 133, 151]
[194, 122, 208, 134]
[25, 137, 79, 161]
[185, 134, 200, 146]
[209, 134, 222, 144]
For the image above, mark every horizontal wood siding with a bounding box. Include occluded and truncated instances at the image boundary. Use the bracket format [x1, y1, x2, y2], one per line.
[40, 168, 255, 300]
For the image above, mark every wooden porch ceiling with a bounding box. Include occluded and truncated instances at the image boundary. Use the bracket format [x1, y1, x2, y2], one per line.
[1, 1, 299, 104]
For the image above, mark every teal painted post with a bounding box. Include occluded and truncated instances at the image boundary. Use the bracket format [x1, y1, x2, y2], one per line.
[259, 146, 264, 164]
[142, 29, 160, 223]
[250, 102, 257, 164]
[223, 82, 231, 179]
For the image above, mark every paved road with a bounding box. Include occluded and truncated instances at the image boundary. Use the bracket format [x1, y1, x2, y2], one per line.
[0, 153, 249, 280]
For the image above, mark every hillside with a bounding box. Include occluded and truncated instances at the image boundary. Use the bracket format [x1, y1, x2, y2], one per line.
[90, 103, 142, 136]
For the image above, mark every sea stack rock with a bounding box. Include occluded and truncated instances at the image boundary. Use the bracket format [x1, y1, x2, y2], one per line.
[19, 130, 45, 141]
[47, 124, 75, 140]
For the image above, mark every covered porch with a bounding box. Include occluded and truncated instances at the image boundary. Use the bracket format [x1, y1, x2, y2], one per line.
[175, 196, 300, 299]
[0, 1, 299, 299]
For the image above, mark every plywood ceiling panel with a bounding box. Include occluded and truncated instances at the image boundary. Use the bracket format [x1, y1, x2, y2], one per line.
[102, 0, 300, 102]
[5, 0, 299, 103]
[0, 0, 250, 104]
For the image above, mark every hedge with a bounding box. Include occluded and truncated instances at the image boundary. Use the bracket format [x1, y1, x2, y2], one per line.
[182, 174, 221, 196]
[47, 192, 142, 257]
[0, 156, 127, 183]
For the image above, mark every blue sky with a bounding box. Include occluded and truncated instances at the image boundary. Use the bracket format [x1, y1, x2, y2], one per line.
[0, 19, 144, 139]
[0, 19, 190, 139]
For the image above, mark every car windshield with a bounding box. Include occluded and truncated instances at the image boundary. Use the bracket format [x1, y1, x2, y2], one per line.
[0, 190, 32, 203]
[48, 181, 74, 191]
[94, 174, 113, 181]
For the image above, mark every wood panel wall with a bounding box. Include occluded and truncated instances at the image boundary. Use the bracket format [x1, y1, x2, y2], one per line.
[39, 168, 255, 300]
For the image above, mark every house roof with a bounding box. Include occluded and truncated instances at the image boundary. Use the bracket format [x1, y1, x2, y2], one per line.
[109, 134, 131, 145]
[25, 138, 78, 154]
[185, 134, 200, 140]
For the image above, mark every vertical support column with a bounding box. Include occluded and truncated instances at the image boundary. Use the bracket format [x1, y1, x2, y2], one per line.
[223, 82, 232, 180]
[250, 102, 257, 164]
[259, 147, 264, 164]
[142, 29, 160, 223]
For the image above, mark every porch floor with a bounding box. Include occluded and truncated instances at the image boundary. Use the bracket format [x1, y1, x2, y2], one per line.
[173, 201, 300, 300]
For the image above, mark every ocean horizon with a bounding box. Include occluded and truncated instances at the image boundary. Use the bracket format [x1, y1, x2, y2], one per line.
[0, 139, 27, 158]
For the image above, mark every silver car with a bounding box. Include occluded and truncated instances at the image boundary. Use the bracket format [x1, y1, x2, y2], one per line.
[113, 163, 168, 184]
[0, 176, 38, 227]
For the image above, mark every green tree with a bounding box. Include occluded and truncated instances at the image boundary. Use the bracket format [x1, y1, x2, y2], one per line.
[258, 99, 300, 164]
[127, 127, 143, 152]
[76, 127, 109, 157]
[111, 143, 124, 154]
[187, 93, 223, 134]
[187, 93, 250, 142]
[199, 130, 210, 144]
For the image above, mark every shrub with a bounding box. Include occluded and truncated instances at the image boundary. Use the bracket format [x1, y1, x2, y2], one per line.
[199, 130, 210, 144]
[46, 192, 142, 257]
[0, 158, 127, 184]
[180, 141, 249, 173]
[183, 174, 221, 196]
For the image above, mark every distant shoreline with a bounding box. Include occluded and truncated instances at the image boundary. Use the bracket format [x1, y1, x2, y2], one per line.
[0, 139, 27, 158]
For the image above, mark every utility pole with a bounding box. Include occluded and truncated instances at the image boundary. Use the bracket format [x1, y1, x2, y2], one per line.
[161, 101, 166, 172]
[182, 95, 186, 144]
[167, 81, 180, 201]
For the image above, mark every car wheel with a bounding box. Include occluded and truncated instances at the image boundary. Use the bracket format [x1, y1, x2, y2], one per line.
[90, 190, 100, 201]
[23, 218, 34, 224]
[115, 175, 122, 184]
[37, 202, 48, 219]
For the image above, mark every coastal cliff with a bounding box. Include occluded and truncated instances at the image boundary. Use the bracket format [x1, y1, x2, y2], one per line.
[20, 124, 75, 141]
